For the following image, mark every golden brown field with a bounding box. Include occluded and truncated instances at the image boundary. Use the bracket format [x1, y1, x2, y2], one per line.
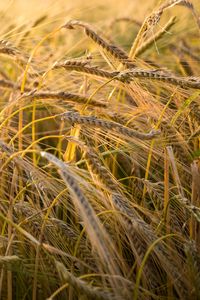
[0, 0, 200, 299]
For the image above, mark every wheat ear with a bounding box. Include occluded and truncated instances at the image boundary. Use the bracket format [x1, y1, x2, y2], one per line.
[56, 261, 117, 300]
[123, 68, 200, 89]
[0, 39, 30, 67]
[52, 60, 128, 82]
[0, 79, 29, 91]
[21, 90, 107, 107]
[63, 20, 135, 68]
[136, 16, 176, 57]
[41, 152, 123, 279]
[60, 111, 160, 140]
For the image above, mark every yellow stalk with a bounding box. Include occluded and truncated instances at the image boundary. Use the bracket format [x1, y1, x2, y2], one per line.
[142, 95, 174, 202]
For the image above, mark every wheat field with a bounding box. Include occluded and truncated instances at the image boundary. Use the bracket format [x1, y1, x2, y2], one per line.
[0, 0, 200, 299]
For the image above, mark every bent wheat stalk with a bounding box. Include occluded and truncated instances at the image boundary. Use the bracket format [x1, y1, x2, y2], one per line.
[86, 157, 186, 295]
[21, 90, 107, 107]
[0, 40, 22, 58]
[0, 79, 25, 90]
[159, 0, 200, 29]
[0, 39, 31, 68]
[122, 68, 200, 89]
[56, 261, 117, 300]
[135, 16, 176, 57]
[52, 60, 128, 82]
[52, 60, 200, 89]
[60, 111, 160, 140]
[40, 151, 125, 294]
[129, 0, 198, 60]
[63, 20, 135, 68]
